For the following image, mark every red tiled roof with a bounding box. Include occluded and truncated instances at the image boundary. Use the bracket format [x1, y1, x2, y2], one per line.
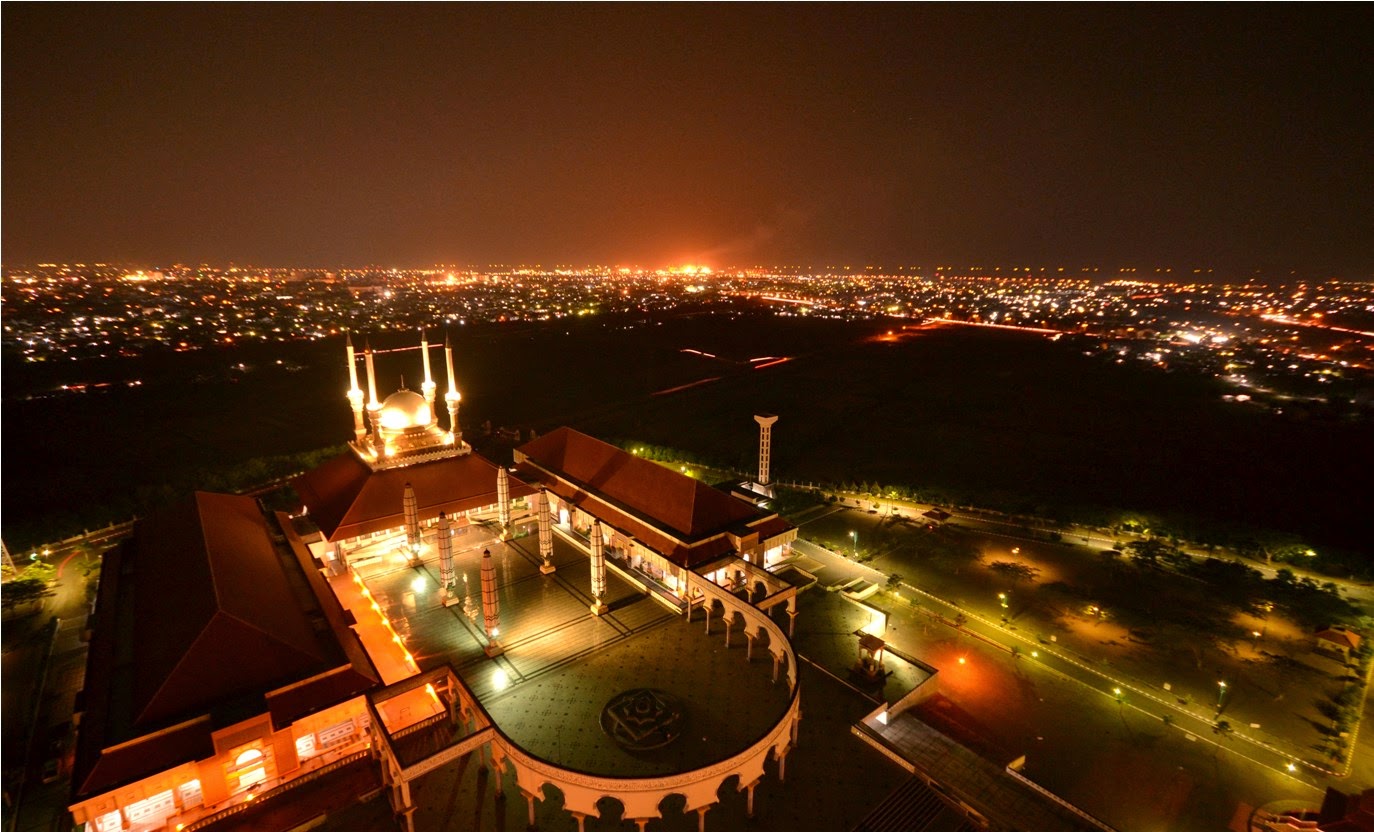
[516, 428, 760, 540]
[749, 516, 797, 544]
[1320, 787, 1374, 831]
[517, 463, 738, 567]
[73, 494, 380, 800]
[131, 493, 328, 728]
[76, 718, 217, 800]
[1317, 627, 1363, 650]
[293, 450, 534, 541]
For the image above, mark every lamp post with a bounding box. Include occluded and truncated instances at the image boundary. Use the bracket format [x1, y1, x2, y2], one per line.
[850, 530, 858, 558]
[998, 591, 1010, 623]
[1216, 680, 1227, 712]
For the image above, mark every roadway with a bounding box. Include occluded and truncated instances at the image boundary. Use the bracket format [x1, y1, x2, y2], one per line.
[800, 488, 1374, 609]
[786, 535, 1337, 830]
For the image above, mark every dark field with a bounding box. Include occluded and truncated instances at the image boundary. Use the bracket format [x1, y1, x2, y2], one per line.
[3, 313, 1371, 554]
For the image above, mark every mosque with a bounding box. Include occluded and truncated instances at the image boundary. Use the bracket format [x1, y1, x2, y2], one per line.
[70, 332, 802, 832]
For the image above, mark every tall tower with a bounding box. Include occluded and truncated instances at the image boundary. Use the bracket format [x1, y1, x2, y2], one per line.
[365, 340, 383, 450]
[345, 334, 366, 443]
[419, 329, 437, 426]
[444, 334, 462, 444]
[754, 414, 779, 487]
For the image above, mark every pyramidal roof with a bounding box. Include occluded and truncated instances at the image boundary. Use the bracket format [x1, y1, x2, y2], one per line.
[294, 450, 535, 542]
[128, 492, 329, 728]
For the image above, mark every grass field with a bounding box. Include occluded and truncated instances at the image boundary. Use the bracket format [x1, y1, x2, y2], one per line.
[4, 313, 1371, 555]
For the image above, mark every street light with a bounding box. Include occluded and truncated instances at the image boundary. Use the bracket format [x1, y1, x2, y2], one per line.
[850, 530, 858, 557]
[998, 591, 1010, 622]
[1216, 680, 1227, 711]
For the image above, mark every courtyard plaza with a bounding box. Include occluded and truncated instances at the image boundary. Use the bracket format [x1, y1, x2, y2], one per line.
[316, 660, 913, 832]
[344, 520, 793, 779]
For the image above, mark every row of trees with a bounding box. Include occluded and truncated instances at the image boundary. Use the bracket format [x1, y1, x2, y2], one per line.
[6, 444, 350, 553]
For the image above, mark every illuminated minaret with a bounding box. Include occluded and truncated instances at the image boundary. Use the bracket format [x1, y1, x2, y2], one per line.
[365, 340, 383, 451]
[754, 414, 779, 487]
[419, 329, 437, 425]
[537, 488, 555, 574]
[345, 334, 366, 443]
[480, 548, 503, 656]
[589, 520, 607, 616]
[444, 334, 462, 444]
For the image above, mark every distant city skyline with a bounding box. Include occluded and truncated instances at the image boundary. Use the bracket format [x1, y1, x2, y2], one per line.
[3, 5, 1372, 274]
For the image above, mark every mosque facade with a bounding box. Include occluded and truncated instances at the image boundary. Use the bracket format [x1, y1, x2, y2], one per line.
[69, 333, 802, 832]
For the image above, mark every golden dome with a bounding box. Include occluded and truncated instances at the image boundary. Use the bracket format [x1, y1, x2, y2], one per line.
[378, 390, 431, 430]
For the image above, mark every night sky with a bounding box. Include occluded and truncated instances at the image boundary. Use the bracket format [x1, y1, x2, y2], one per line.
[3, 4, 1371, 273]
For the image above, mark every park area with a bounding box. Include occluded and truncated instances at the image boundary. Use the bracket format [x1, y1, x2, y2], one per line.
[797, 502, 1369, 776]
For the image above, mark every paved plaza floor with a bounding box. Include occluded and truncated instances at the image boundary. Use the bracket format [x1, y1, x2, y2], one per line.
[358, 528, 793, 777]
[323, 660, 910, 832]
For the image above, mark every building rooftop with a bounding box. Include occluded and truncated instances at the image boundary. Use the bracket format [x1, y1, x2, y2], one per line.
[72, 493, 378, 800]
[293, 449, 535, 541]
[519, 428, 762, 540]
[516, 427, 792, 568]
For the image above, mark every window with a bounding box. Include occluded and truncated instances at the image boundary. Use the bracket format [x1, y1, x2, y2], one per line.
[125, 790, 175, 823]
[90, 811, 122, 832]
[178, 779, 203, 810]
[317, 718, 356, 749]
[230, 747, 267, 793]
[295, 733, 317, 760]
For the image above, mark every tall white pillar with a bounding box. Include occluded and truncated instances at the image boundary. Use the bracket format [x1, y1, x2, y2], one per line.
[437, 512, 455, 601]
[754, 414, 779, 486]
[444, 334, 462, 442]
[403, 483, 421, 563]
[346, 335, 366, 442]
[497, 467, 511, 529]
[366, 341, 383, 450]
[589, 521, 607, 615]
[420, 329, 437, 425]
[480, 548, 502, 656]
[537, 488, 555, 574]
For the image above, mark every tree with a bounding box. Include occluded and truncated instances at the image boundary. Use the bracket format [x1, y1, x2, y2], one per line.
[886, 573, 903, 590]
[988, 560, 1041, 586]
[2, 576, 54, 610]
[1125, 538, 1176, 568]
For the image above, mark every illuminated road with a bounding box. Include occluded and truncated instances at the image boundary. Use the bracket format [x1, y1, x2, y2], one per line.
[789, 537, 1335, 830]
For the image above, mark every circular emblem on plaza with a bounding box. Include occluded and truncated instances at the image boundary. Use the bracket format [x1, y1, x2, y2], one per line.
[600, 688, 686, 751]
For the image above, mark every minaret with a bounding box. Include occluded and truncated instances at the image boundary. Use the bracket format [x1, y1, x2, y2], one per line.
[403, 482, 421, 564]
[437, 512, 456, 605]
[537, 488, 555, 574]
[365, 340, 383, 451]
[419, 329, 437, 425]
[444, 333, 462, 444]
[589, 521, 607, 615]
[480, 548, 503, 656]
[346, 334, 366, 443]
[754, 414, 779, 487]
[497, 467, 511, 531]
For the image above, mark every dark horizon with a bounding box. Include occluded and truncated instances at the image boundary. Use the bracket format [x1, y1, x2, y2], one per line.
[4, 5, 1372, 275]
